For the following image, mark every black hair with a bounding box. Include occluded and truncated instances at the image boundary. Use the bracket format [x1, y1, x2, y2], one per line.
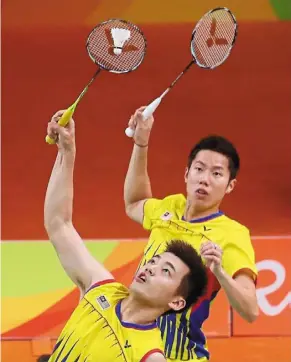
[37, 355, 51, 362]
[187, 135, 240, 180]
[165, 240, 207, 311]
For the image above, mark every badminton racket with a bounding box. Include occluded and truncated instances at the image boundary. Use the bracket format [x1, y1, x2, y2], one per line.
[125, 7, 238, 137]
[45, 19, 147, 144]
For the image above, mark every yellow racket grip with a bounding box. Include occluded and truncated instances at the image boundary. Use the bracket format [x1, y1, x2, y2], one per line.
[45, 105, 76, 145]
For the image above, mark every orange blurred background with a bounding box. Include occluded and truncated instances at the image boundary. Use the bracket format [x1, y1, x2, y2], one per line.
[2, 0, 291, 361]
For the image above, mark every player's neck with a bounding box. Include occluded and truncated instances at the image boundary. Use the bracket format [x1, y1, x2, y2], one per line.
[120, 296, 164, 326]
[184, 199, 220, 222]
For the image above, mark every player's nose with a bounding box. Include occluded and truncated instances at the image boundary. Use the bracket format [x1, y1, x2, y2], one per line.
[199, 171, 210, 185]
[145, 266, 155, 276]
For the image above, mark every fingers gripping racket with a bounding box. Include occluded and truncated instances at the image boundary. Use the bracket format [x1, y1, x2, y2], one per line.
[125, 7, 238, 137]
[45, 19, 147, 144]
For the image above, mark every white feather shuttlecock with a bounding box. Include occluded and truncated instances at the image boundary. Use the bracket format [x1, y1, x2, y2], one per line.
[111, 28, 131, 55]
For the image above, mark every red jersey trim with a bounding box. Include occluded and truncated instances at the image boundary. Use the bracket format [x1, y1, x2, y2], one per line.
[233, 268, 258, 285]
[86, 279, 115, 293]
[140, 349, 165, 362]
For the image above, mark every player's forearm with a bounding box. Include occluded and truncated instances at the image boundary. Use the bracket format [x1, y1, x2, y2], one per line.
[215, 269, 258, 323]
[44, 149, 76, 230]
[124, 144, 152, 207]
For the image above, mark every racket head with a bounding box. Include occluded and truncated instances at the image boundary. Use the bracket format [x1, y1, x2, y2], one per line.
[86, 19, 147, 74]
[191, 7, 238, 69]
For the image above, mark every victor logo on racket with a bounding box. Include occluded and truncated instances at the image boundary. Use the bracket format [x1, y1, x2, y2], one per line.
[45, 19, 147, 145]
[206, 18, 229, 47]
[125, 7, 238, 138]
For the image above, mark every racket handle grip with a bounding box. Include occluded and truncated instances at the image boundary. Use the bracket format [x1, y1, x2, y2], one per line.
[125, 97, 162, 138]
[142, 97, 161, 119]
[125, 127, 135, 138]
[45, 106, 75, 145]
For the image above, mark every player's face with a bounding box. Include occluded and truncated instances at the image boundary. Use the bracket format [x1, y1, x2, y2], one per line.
[130, 252, 189, 312]
[185, 150, 236, 211]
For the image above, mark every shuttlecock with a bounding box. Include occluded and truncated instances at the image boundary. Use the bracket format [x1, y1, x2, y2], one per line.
[111, 28, 131, 55]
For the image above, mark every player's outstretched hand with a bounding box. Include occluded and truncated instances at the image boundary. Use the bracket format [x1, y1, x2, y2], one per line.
[128, 106, 154, 147]
[47, 110, 76, 152]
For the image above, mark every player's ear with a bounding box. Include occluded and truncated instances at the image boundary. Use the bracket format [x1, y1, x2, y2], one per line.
[168, 296, 186, 312]
[226, 178, 237, 194]
[184, 167, 189, 183]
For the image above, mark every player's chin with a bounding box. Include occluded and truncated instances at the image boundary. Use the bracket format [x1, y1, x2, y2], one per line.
[194, 195, 216, 208]
[194, 192, 209, 201]
[194, 198, 211, 209]
[129, 279, 150, 295]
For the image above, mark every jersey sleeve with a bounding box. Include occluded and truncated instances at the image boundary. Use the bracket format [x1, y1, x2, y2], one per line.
[143, 198, 163, 230]
[222, 228, 257, 281]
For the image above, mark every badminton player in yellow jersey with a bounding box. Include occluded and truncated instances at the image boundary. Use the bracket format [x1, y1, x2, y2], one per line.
[124, 108, 259, 361]
[44, 111, 208, 362]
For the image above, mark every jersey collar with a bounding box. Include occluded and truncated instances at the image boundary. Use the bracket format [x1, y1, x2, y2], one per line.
[115, 301, 158, 330]
[182, 211, 224, 223]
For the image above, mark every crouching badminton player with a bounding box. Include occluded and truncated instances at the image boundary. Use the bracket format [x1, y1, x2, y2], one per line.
[44, 110, 208, 362]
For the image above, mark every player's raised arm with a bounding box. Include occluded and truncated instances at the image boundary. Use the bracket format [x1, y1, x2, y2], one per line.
[44, 111, 113, 297]
[124, 107, 155, 224]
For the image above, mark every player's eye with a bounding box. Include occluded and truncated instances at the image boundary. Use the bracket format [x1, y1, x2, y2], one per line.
[213, 171, 222, 177]
[195, 166, 203, 172]
[149, 259, 156, 264]
[162, 268, 170, 275]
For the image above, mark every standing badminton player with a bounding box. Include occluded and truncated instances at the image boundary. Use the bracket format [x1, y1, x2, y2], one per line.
[124, 108, 258, 361]
[44, 111, 208, 362]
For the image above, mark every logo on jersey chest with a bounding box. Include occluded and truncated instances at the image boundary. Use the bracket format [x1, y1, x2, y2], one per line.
[124, 340, 131, 348]
[161, 211, 173, 220]
[97, 295, 110, 310]
[203, 225, 212, 232]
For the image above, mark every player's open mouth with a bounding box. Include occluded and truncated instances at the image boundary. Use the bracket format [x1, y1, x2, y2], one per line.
[196, 188, 208, 196]
[136, 272, 147, 283]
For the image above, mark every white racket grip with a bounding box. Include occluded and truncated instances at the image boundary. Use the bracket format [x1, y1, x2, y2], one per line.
[142, 97, 162, 120]
[125, 97, 162, 138]
[125, 127, 135, 137]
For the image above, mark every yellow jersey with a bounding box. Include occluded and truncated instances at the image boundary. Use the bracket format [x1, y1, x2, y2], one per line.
[140, 194, 257, 361]
[49, 280, 164, 362]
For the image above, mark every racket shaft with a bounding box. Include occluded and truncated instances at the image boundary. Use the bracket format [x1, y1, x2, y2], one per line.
[76, 68, 101, 103]
[168, 61, 194, 90]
